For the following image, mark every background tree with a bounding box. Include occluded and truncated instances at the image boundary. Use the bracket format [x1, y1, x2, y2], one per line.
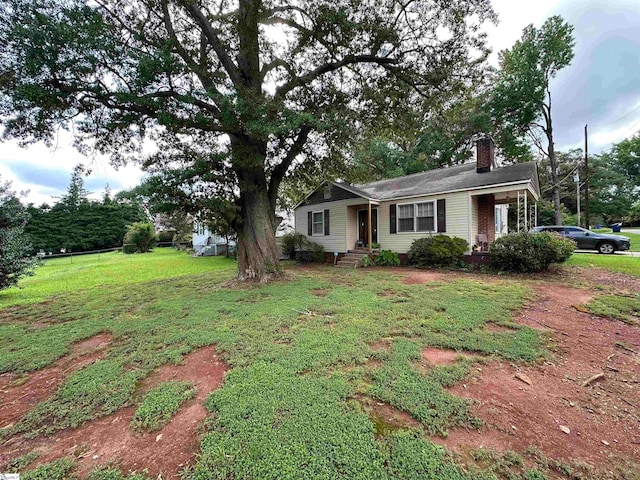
[490, 16, 575, 223]
[24, 169, 147, 253]
[0, 0, 496, 281]
[0, 177, 36, 291]
[123, 222, 157, 253]
[588, 135, 640, 225]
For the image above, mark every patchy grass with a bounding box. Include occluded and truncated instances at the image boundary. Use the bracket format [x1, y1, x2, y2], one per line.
[1, 252, 550, 478]
[6, 450, 39, 472]
[565, 254, 640, 277]
[87, 466, 150, 480]
[21, 458, 75, 480]
[131, 381, 197, 432]
[586, 293, 640, 325]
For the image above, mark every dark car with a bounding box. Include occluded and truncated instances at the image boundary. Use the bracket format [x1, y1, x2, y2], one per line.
[531, 226, 631, 254]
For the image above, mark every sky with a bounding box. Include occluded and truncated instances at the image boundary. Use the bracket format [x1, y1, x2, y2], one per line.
[1, 0, 639, 205]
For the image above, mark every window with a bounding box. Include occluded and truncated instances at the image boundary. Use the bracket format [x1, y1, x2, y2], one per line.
[398, 204, 414, 232]
[312, 211, 324, 235]
[397, 201, 436, 233]
[416, 202, 435, 231]
[323, 185, 332, 200]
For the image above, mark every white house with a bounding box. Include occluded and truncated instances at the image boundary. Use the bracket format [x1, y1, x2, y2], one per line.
[293, 138, 539, 258]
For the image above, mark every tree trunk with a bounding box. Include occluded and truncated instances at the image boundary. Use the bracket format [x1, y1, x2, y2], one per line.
[544, 98, 562, 225]
[231, 136, 281, 282]
[548, 133, 562, 225]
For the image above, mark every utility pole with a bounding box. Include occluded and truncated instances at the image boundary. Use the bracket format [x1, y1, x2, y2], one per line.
[574, 171, 580, 227]
[584, 125, 590, 229]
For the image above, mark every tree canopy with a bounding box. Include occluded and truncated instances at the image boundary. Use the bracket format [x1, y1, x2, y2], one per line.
[0, 0, 496, 280]
[24, 168, 147, 253]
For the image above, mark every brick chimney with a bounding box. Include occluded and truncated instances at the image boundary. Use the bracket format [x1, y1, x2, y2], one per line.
[476, 137, 495, 173]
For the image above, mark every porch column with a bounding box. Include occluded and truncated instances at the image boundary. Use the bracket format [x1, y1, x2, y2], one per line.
[368, 202, 372, 254]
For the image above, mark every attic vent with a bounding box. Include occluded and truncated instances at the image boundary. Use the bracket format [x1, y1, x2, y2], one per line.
[323, 185, 332, 200]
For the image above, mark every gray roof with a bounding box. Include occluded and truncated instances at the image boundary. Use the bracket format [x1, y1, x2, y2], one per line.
[352, 161, 538, 201]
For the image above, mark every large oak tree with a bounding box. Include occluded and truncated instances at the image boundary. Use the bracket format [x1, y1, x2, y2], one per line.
[1, 0, 494, 280]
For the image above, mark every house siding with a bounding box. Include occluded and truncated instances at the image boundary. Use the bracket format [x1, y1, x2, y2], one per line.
[295, 198, 367, 253]
[377, 191, 469, 254]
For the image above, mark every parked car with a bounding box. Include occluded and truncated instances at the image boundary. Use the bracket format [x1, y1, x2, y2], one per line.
[531, 226, 630, 254]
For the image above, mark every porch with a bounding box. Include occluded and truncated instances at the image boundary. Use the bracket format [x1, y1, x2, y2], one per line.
[345, 202, 380, 253]
[472, 189, 538, 252]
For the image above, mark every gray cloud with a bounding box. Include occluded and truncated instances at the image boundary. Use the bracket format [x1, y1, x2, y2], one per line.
[548, 0, 640, 152]
[2, 158, 124, 199]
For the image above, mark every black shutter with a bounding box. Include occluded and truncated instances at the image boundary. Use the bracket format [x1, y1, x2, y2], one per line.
[307, 211, 313, 236]
[390, 204, 397, 234]
[324, 209, 330, 235]
[437, 199, 446, 232]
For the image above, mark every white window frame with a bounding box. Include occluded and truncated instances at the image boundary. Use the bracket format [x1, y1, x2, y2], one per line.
[396, 200, 438, 234]
[312, 210, 325, 236]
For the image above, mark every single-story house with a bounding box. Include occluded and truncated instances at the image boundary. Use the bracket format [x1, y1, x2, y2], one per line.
[193, 223, 235, 256]
[293, 138, 540, 258]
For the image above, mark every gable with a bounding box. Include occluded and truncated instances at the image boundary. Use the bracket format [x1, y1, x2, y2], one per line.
[298, 183, 363, 208]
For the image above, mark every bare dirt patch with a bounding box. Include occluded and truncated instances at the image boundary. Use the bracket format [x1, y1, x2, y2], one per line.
[1, 345, 228, 479]
[433, 284, 640, 472]
[310, 288, 328, 297]
[357, 395, 421, 438]
[421, 347, 472, 366]
[369, 340, 391, 352]
[0, 333, 112, 431]
[401, 271, 447, 285]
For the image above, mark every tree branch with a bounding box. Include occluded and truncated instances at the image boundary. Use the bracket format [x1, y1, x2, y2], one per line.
[178, 0, 243, 87]
[268, 125, 312, 206]
[274, 55, 399, 100]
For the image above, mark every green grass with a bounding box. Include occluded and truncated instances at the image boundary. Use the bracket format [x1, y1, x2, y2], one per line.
[0, 248, 236, 307]
[0, 251, 571, 478]
[21, 458, 75, 480]
[131, 381, 197, 432]
[565, 253, 640, 277]
[586, 293, 640, 325]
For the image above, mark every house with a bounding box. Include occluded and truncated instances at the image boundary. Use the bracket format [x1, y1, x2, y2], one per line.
[192, 222, 235, 256]
[293, 138, 540, 261]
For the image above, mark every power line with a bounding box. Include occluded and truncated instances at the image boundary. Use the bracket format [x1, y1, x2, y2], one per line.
[601, 118, 640, 150]
[590, 102, 640, 128]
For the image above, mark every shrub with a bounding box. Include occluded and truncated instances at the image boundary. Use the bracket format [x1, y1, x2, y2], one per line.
[156, 230, 175, 244]
[490, 232, 574, 273]
[309, 242, 326, 263]
[407, 235, 468, 268]
[373, 250, 400, 266]
[361, 255, 373, 267]
[280, 231, 309, 259]
[123, 222, 157, 254]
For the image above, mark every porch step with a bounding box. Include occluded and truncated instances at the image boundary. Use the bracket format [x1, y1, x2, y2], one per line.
[335, 251, 371, 268]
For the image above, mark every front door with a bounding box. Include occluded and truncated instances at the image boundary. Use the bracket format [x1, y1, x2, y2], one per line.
[358, 209, 378, 246]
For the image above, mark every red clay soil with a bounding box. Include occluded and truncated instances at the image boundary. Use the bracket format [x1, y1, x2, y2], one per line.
[0, 333, 113, 431]
[400, 270, 447, 284]
[421, 347, 474, 366]
[431, 285, 640, 471]
[1, 345, 228, 479]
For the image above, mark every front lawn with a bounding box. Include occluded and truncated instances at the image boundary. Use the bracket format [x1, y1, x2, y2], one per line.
[1, 251, 637, 479]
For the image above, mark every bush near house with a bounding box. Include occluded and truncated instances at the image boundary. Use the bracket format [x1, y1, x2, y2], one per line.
[374, 250, 401, 266]
[407, 236, 468, 268]
[490, 232, 574, 273]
